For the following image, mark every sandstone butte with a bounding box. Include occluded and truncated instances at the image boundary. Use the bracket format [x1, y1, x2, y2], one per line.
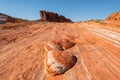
[40, 10, 72, 22]
[0, 11, 120, 80]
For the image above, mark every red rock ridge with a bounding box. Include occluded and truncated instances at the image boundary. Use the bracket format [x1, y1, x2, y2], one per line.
[0, 13, 28, 24]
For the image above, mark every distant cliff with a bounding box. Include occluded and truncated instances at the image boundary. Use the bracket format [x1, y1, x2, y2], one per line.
[40, 11, 72, 22]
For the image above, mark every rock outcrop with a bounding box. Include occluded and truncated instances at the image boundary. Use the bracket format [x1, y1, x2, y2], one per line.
[40, 11, 72, 22]
[106, 11, 120, 22]
[6, 16, 21, 23]
[44, 39, 77, 76]
[0, 13, 28, 24]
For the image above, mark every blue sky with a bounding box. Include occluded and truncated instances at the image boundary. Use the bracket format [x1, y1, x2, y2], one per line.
[0, 0, 120, 21]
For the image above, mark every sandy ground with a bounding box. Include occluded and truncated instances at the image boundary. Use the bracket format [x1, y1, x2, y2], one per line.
[0, 22, 120, 80]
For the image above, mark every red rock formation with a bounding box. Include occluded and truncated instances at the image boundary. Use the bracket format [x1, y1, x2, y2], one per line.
[44, 40, 77, 76]
[40, 11, 72, 22]
[44, 37, 78, 51]
[51, 38, 77, 50]
[106, 11, 120, 22]
[0, 13, 28, 24]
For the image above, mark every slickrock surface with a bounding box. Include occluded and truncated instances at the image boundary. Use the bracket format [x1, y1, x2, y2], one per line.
[0, 22, 120, 80]
[40, 11, 72, 22]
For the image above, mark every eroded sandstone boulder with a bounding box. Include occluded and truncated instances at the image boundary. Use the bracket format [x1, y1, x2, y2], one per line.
[44, 38, 77, 76]
[40, 11, 72, 22]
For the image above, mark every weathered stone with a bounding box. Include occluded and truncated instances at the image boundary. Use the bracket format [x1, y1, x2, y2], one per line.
[106, 11, 120, 22]
[0, 13, 28, 24]
[44, 39, 77, 76]
[40, 11, 72, 22]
